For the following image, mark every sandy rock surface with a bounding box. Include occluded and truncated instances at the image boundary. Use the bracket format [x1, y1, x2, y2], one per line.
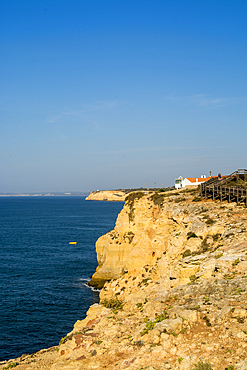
[0, 347, 58, 370]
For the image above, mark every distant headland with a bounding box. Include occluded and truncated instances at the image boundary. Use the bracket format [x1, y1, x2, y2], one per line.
[86, 187, 174, 201]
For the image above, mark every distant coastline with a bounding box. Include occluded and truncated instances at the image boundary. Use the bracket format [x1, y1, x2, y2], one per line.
[0, 192, 90, 197]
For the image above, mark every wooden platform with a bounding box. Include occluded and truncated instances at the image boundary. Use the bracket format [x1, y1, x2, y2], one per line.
[201, 169, 247, 206]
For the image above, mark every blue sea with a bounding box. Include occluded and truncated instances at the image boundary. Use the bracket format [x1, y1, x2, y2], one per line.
[0, 196, 124, 361]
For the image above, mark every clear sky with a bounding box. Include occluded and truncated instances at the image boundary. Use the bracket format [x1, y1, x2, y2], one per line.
[1, 0, 247, 193]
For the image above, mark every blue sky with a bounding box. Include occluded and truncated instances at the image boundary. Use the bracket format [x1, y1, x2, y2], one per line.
[1, 0, 247, 192]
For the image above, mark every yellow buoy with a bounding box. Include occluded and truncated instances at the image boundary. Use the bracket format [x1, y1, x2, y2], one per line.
[69, 241, 77, 245]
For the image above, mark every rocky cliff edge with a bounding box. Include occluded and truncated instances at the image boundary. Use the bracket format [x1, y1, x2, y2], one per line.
[2, 188, 247, 370]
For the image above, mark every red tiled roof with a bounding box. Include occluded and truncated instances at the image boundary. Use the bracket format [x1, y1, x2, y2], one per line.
[185, 177, 212, 183]
[186, 175, 228, 183]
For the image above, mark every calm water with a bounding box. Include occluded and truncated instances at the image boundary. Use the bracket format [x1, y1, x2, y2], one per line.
[0, 197, 124, 361]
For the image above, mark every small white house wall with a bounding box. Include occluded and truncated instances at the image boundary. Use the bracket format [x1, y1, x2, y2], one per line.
[182, 178, 202, 187]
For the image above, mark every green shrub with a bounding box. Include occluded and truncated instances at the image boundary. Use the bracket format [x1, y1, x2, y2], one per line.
[187, 232, 198, 240]
[192, 196, 201, 202]
[155, 310, 169, 322]
[175, 197, 186, 203]
[200, 238, 211, 253]
[182, 249, 192, 258]
[189, 275, 197, 282]
[212, 233, 221, 241]
[149, 189, 179, 206]
[182, 187, 200, 194]
[232, 258, 240, 266]
[59, 336, 67, 345]
[205, 218, 215, 225]
[125, 191, 144, 205]
[227, 179, 247, 187]
[3, 363, 18, 370]
[203, 316, 211, 326]
[141, 310, 169, 336]
[193, 305, 200, 310]
[59, 334, 72, 345]
[101, 298, 124, 310]
[192, 361, 212, 370]
[140, 320, 155, 336]
[150, 193, 165, 206]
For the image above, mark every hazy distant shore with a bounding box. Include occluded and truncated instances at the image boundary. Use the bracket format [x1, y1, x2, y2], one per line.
[0, 192, 89, 197]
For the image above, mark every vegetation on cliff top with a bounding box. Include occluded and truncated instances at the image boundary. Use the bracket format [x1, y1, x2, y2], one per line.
[125, 191, 145, 222]
[149, 186, 200, 207]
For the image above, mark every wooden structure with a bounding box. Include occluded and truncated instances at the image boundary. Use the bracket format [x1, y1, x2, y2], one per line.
[201, 169, 247, 206]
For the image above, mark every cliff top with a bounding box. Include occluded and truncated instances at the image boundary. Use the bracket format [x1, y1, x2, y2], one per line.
[85, 187, 175, 201]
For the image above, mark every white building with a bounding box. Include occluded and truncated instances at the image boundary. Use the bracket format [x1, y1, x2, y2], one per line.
[175, 175, 211, 189]
[175, 176, 183, 189]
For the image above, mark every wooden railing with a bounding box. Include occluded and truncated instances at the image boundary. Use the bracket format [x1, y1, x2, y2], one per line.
[201, 169, 247, 206]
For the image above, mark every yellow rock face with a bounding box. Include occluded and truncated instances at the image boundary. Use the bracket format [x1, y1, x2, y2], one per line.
[89, 192, 171, 287]
[89, 189, 247, 290]
[89, 191, 188, 287]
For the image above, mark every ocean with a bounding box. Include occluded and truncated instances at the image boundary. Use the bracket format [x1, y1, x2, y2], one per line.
[0, 196, 124, 361]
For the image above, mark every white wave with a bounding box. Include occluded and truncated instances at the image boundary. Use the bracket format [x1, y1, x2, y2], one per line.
[82, 283, 101, 292]
[76, 278, 101, 292]
[78, 277, 90, 282]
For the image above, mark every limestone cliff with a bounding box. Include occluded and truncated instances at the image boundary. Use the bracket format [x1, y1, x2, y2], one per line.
[85, 190, 126, 201]
[89, 190, 177, 287]
[89, 188, 230, 288]
[57, 189, 247, 370]
[2, 188, 247, 370]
